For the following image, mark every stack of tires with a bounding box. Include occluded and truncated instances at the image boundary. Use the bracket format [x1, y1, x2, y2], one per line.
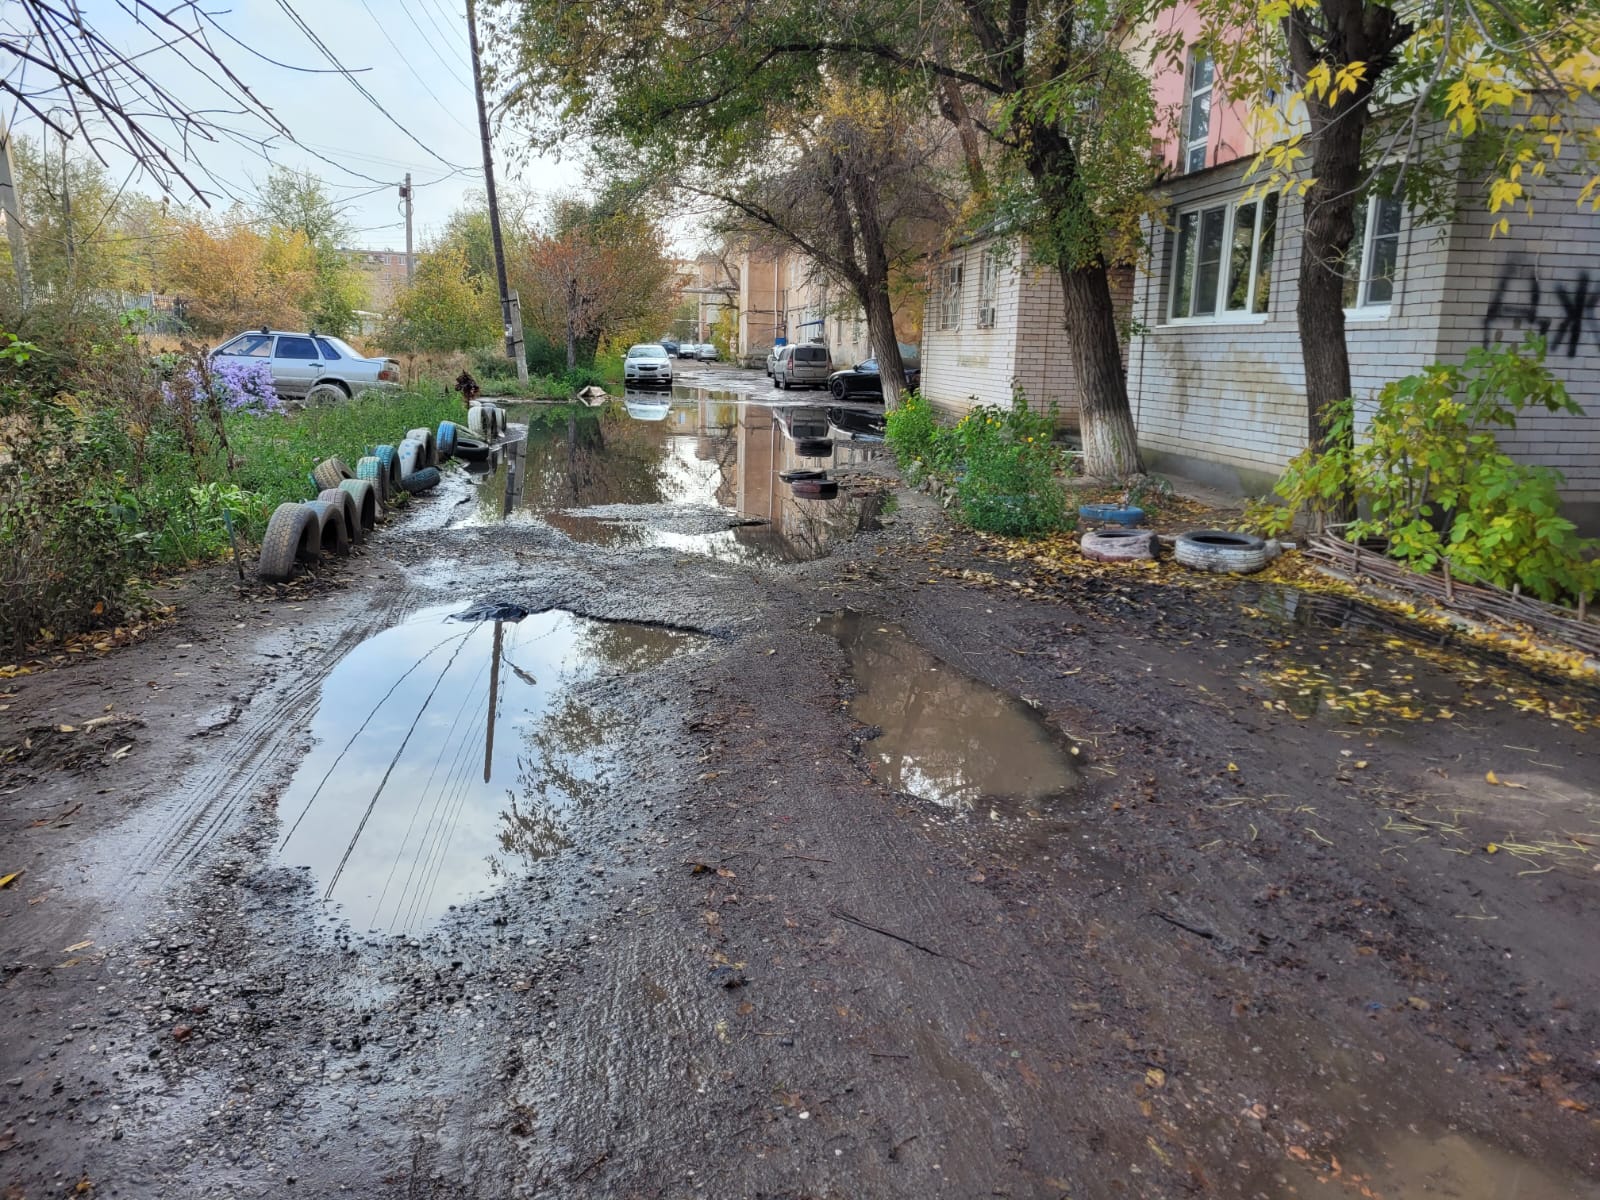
[256, 417, 475, 583]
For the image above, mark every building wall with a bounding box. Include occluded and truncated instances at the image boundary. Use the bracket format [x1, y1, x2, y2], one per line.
[921, 239, 1125, 425]
[1126, 158, 1600, 511]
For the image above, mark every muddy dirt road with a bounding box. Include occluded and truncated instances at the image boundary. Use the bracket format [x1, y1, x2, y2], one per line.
[4, 368, 1599, 1199]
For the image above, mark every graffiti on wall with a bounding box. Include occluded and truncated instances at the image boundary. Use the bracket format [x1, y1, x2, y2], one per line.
[1482, 259, 1597, 357]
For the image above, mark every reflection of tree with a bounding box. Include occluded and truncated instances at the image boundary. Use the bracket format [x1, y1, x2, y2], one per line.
[486, 694, 610, 876]
[828, 614, 1076, 810]
[487, 404, 675, 519]
[575, 621, 690, 673]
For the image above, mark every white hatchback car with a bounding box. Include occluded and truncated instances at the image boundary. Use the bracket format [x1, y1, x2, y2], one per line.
[624, 343, 674, 386]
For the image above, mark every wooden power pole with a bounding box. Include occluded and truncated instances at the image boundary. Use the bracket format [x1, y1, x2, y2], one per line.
[465, 0, 528, 387]
[0, 120, 32, 306]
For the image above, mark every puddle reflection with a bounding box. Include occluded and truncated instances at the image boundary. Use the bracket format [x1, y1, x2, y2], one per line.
[820, 611, 1081, 815]
[459, 394, 885, 564]
[275, 603, 694, 931]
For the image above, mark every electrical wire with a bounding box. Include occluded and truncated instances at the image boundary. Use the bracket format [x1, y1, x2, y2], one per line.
[270, 0, 470, 170]
[352, 0, 478, 136]
[401, 0, 474, 81]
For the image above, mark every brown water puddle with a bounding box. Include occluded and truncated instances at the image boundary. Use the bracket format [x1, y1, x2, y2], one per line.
[456, 393, 886, 564]
[274, 602, 695, 932]
[820, 611, 1081, 815]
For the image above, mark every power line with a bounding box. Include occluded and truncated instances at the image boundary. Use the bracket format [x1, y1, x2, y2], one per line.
[351, 0, 477, 136]
[269, 0, 470, 171]
[402, 0, 474, 81]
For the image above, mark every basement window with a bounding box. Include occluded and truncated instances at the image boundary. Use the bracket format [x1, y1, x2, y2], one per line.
[1168, 193, 1279, 321]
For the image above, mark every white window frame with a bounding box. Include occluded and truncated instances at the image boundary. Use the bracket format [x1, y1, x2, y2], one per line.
[1167, 193, 1279, 324]
[939, 260, 964, 330]
[976, 252, 999, 328]
[1181, 49, 1214, 174]
[1344, 193, 1403, 315]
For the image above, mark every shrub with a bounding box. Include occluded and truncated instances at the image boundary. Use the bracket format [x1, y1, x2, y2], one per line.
[951, 403, 1069, 537]
[884, 390, 940, 479]
[1273, 337, 1598, 604]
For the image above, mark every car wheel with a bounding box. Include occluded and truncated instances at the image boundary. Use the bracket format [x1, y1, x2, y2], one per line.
[830, 379, 849, 400]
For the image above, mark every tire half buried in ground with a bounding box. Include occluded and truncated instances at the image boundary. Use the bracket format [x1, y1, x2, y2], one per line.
[1080, 527, 1156, 562]
[302, 499, 352, 556]
[318, 488, 363, 545]
[257, 502, 319, 581]
[337, 479, 380, 536]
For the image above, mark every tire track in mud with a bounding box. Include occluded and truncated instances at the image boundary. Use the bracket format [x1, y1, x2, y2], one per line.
[134, 584, 422, 887]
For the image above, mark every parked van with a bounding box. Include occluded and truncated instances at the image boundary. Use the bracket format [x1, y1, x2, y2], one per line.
[765, 343, 832, 390]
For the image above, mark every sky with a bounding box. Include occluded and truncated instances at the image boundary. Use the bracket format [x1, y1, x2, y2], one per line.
[3, 0, 588, 250]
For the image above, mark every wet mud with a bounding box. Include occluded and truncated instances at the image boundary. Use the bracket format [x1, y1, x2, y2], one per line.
[3, 365, 1598, 1198]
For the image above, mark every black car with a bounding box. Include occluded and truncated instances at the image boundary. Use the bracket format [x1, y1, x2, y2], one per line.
[659, 336, 680, 355]
[826, 356, 921, 400]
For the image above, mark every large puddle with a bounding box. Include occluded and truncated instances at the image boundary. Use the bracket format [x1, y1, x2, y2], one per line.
[275, 603, 694, 931]
[457, 391, 886, 564]
[820, 611, 1081, 814]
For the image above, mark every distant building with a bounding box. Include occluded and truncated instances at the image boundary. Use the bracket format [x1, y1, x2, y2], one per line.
[347, 249, 411, 313]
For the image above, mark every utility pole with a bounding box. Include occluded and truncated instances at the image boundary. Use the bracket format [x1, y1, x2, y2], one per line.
[465, 0, 528, 387]
[400, 173, 413, 285]
[0, 119, 31, 306]
[59, 131, 73, 277]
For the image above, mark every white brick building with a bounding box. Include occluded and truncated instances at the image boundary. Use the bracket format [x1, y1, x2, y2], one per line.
[1128, 157, 1600, 528]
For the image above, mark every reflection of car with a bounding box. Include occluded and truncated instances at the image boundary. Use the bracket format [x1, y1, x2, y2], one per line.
[766, 343, 831, 389]
[623, 397, 672, 422]
[774, 406, 831, 442]
[623, 343, 673, 386]
[826, 355, 921, 401]
[826, 407, 887, 442]
[211, 329, 400, 400]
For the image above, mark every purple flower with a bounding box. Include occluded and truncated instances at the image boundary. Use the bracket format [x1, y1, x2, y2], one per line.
[162, 360, 284, 415]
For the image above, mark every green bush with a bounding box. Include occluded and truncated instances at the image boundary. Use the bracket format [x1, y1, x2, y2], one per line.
[950, 401, 1069, 537]
[1273, 337, 1598, 604]
[884, 390, 940, 479]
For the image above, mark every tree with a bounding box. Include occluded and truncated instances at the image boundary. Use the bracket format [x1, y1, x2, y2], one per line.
[499, 0, 1163, 475]
[514, 194, 677, 370]
[161, 215, 317, 335]
[1197, 0, 1600, 514]
[697, 87, 953, 405]
[381, 243, 499, 359]
[255, 167, 367, 335]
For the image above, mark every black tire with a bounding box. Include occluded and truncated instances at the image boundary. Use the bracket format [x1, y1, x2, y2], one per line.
[830, 378, 849, 401]
[779, 468, 828, 483]
[400, 466, 442, 494]
[257, 503, 318, 581]
[312, 457, 354, 491]
[338, 479, 380, 536]
[318, 487, 363, 545]
[795, 438, 833, 458]
[356, 455, 392, 508]
[452, 436, 490, 462]
[306, 382, 347, 406]
[302, 499, 352, 555]
[1174, 529, 1271, 574]
[791, 479, 839, 500]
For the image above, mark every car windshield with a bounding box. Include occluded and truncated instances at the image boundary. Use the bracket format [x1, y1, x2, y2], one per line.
[628, 345, 668, 360]
[859, 358, 878, 373]
[217, 333, 273, 357]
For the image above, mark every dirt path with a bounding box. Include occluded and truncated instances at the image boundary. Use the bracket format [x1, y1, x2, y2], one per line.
[3, 383, 1598, 1199]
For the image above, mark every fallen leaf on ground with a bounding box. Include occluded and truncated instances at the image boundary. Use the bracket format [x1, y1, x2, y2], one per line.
[62, 940, 92, 953]
[0, 871, 20, 889]
[1145, 1067, 1166, 1088]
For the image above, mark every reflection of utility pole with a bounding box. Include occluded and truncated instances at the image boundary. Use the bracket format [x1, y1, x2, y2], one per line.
[0, 120, 30, 306]
[484, 620, 503, 782]
[465, 0, 528, 387]
[400, 173, 413, 284]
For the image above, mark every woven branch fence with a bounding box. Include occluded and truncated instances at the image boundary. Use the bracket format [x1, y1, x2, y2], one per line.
[1301, 534, 1600, 660]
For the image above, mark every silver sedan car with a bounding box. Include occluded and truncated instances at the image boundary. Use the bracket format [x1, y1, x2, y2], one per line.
[211, 329, 401, 401]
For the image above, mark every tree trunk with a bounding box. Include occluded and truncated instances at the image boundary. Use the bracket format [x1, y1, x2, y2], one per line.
[565, 276, 579, 370]
[845, 162, 908, 407]
[1024, 124, 1144, 478]
[1058, 262, 1142, 477]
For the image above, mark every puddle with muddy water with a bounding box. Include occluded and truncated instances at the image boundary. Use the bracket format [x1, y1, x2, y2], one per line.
[275, 602, 694, 932]
[456, 390, 886, 564]
[820, 611, 1081, 815]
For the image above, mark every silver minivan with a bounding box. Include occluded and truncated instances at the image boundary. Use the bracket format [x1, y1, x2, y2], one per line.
[766, 343, 832, 389]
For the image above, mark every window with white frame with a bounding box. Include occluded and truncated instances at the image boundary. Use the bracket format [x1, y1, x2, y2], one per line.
[938, 260, 964, 330]
[977, 252, 999, 328]
[1168, 192, 1279, 320]
[1343, 193, 1403, 310]
[1181, 49, 1214, 174]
